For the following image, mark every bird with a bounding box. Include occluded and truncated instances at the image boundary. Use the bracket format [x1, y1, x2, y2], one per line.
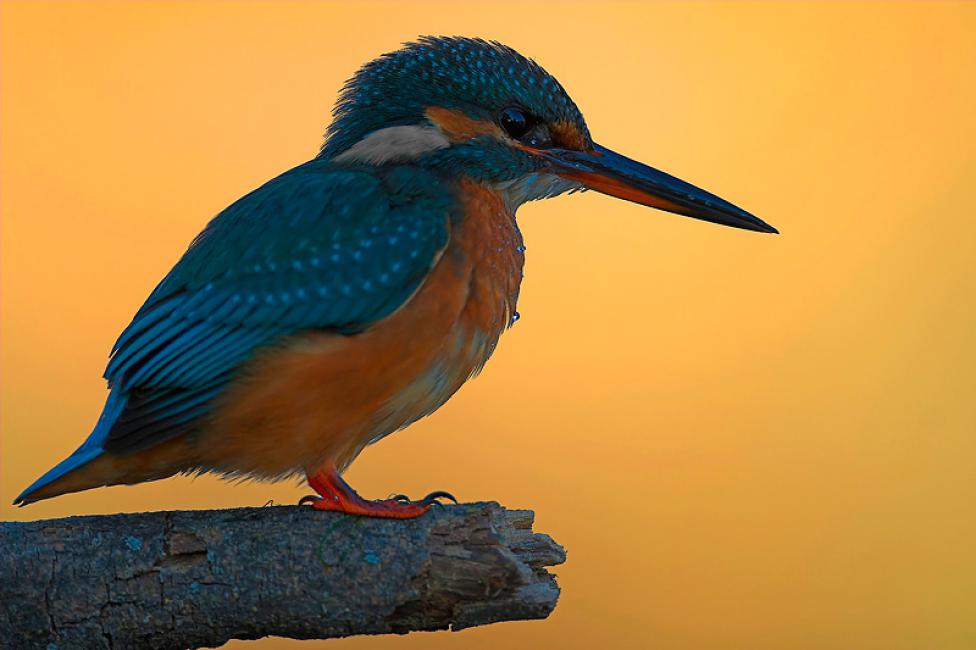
[15, 36, 777, 517]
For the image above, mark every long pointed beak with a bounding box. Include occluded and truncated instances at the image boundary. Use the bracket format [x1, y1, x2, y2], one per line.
[542, 143, 778, 234]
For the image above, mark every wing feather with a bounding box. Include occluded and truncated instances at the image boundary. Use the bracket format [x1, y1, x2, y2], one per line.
[101, 163, 451, 453]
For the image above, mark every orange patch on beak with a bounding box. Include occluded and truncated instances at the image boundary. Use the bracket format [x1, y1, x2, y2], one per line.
[559, 170, 693, 215]
[425, 106, 503, 142]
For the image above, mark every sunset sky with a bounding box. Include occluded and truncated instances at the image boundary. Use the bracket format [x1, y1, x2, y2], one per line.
[2, 2, 975, 648]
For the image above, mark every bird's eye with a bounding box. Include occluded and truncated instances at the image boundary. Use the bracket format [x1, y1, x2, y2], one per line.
[499, 107, 531, 139]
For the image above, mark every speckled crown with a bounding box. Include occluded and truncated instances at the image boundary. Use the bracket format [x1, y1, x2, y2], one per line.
[320, 36, 590, 158]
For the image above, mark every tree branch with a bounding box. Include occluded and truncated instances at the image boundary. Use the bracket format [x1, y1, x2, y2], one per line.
[0, 502, 565, 649]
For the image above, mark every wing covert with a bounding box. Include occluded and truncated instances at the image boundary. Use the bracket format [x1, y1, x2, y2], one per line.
[101, 164, 451, 452]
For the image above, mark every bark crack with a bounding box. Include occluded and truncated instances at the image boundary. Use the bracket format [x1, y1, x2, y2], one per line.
[1, 502, 564, 649]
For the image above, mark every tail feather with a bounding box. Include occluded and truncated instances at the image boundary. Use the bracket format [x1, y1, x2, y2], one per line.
[14, 391, 128, 506]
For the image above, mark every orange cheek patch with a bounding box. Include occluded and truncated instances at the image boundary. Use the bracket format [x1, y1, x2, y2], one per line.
[425, 106, 503, 142]
[552, 120, 589, 150]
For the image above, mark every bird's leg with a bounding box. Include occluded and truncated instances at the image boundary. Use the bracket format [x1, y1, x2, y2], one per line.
[299, 466, 453, 519]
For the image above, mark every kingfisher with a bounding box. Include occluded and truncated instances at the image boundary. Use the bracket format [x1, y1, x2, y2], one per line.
[15, 37, 776, 517]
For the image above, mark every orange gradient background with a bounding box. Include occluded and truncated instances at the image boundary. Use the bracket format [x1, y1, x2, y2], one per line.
[2, 2, 975, 649]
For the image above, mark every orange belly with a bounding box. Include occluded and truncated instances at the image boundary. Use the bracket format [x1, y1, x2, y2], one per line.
[193, 179, 524, 479]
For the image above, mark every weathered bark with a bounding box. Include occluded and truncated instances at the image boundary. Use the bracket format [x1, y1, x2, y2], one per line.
[0, 502, 565, 649]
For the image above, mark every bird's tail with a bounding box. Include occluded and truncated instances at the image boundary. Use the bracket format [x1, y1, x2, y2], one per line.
[13, 391, 127, 506]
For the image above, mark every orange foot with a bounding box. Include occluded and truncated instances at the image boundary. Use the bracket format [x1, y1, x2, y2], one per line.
[299, 467, 456, 519]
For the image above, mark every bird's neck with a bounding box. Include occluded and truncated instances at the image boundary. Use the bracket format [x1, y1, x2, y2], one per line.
[493, 173, 581, 212]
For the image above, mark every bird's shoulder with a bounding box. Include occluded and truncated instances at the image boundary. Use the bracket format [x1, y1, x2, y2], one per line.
[154, 161, 453, 297]
[104, 160, 456, 391]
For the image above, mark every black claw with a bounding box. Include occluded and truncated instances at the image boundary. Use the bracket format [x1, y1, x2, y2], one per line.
[423, 490, 458, 505]
[387, 493, 411, 503]
[298, 495, 321, 506]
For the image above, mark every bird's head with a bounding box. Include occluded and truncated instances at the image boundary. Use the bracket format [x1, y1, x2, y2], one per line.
[321, 36, 776, 234]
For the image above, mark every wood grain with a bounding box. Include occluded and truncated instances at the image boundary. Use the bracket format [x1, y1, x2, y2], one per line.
[0, 502, 565, 649]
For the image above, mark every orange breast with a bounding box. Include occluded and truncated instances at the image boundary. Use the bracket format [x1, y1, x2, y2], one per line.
[194, 179, 524, 479]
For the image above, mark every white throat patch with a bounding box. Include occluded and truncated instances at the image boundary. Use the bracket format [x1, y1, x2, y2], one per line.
[496, 173, 583, 211]
[333, 125, 450, 165]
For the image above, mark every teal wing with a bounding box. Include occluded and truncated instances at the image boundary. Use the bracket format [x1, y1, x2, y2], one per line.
[102, 164, 451, 453]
